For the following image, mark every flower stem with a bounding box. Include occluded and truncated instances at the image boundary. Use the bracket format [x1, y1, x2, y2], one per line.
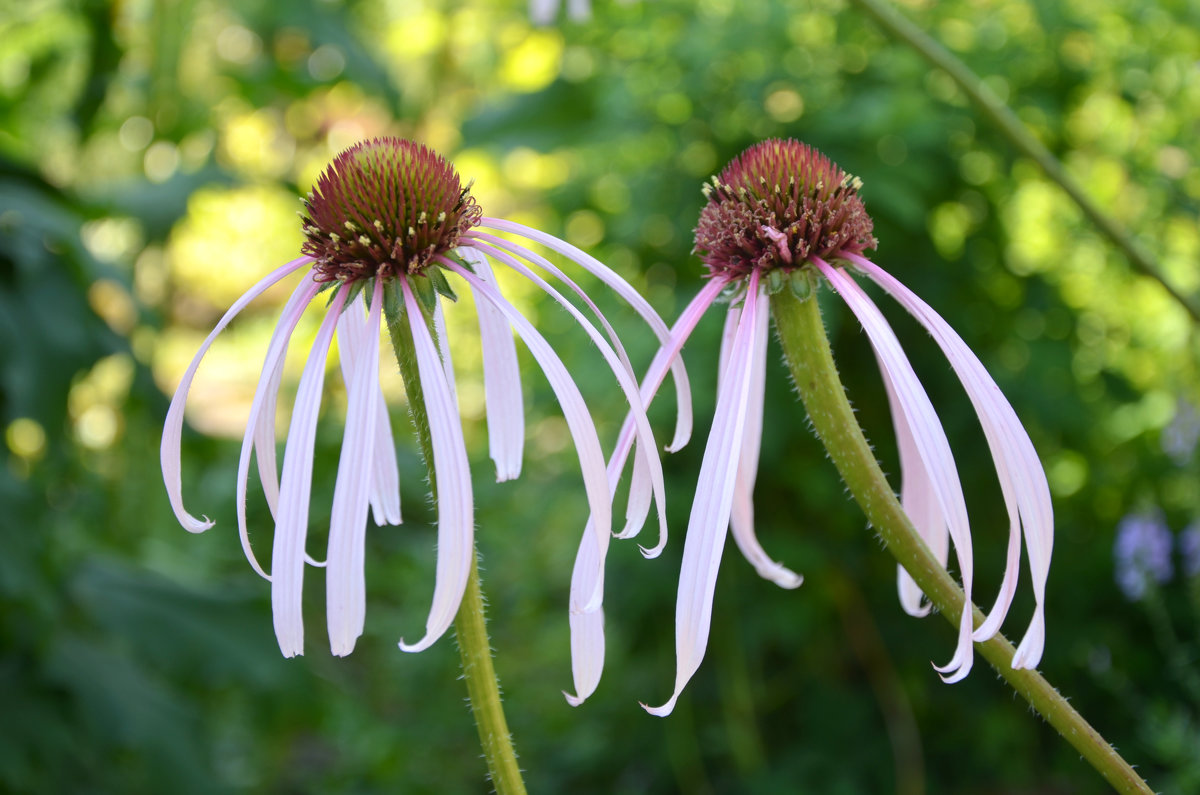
[769, 287, 1153, 795]
[384, 285, 527, 795]
[847, 0, 1200, 324]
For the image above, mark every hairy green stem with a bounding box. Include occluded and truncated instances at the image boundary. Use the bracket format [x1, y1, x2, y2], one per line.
[770, 288, 1153, 795]
[848, 0, 1200, 323]
[384, 285, 527, 795]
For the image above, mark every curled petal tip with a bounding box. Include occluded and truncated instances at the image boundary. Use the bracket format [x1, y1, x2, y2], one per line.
[562, 690, 586, 707]
[932, 655, 973, 684]
[183, 515, 215, 534]
[398, 635, 436, 653]
[640, 696, 678, 717]
[638, 539, 666, 559]
[763, 567, 803, 589]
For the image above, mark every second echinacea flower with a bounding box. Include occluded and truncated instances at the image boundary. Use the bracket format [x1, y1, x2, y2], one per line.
[630, 138, 1054, 715]
[161, 137, 688, 662]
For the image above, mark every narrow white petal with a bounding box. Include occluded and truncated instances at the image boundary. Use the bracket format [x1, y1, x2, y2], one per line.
[818, 259, 975, 682]
[397, 282, 475, 653]
[443, 258, 617, 612]
[368, 396, 402, 526]
[727, 294, 802, 589]
[458, 246, 525, 481]
[236, 274, 322, 580]
[460, 243, 667, 562]
[432, 299, 458, 398]
[645, 273, 764, 717]
[876, 351, 948, 618]
[473, 219, 694, 452]
[337, 294, 402, 527]
[564, 528, 605, 706]
[271, 286, 347, 658]
[468, 235, 635, 379]
[847, 253, 1052, 665]
[563, 281, 727, 706]
[161, 256, 311, 533]
[327, 280, 383, 656]
[610, 280, 726, 545]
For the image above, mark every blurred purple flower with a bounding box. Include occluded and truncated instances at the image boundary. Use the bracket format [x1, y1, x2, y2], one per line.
[1179, 523, 1200, 579]
[1113, 513, 1173, 600]
[1162, 397, 1200, 465]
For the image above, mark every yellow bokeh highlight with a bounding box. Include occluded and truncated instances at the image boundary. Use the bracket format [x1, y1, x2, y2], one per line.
[88, 279, 138, 335]
[68, 353, 135, 450]
[384, 9, 447, 60]
[167, 184, 304, 309]
[501, 147, 570, 191]
[6, 417, 46, 461]
[220, 107, 296, 179]
[500, 30, 563, 92]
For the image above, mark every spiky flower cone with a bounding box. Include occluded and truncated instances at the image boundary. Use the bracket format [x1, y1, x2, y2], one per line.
[694, 138, 877, 278]
[300, 137, 482, 283]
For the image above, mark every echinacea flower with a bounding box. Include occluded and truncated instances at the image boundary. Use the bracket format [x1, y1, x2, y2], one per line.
[162, 137, 688, 660]
[602, 138, 1053, 716]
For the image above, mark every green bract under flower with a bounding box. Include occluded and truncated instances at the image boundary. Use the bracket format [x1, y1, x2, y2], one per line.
[694, 138, 878, 279]
[301, 137, 482, 283]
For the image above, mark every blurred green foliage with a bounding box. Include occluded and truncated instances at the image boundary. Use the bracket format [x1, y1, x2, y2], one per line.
[2, 0, 1199, 792]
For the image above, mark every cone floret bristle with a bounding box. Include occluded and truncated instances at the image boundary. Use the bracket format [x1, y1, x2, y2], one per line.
[300, 136, 481, 283]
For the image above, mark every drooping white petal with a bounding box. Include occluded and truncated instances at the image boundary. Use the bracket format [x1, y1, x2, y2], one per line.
[817, 258, 976, 683]
[161, 256, 311, 533]
[459, 244, 667, 572]
[236, 273, 322, 579]
[469, 235, 663, 540]
[457, 246, 525, 481]
[271, 287, 348, 658]
[443, 258, 615, 610]
[724, 293, 802, 589]
[645, 272, 764, 717]
[474, 219, 693, 452]
[882, 364, 949, 617]
[468, 233, 636, 382]
[327, 279, 384, 656]
[607, 279, 727, 545]
[432, 298, 458, 397]
[846, 253, 1052, 667]
[564, 526, 605, 707]
[564, 281, 726, 707]
[337, 291, 402, 527]
[397, 281, 475, 654]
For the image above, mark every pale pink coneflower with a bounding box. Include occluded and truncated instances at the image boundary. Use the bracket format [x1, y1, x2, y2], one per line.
[572, 138, 1053, 715]
[161, 137, 688, 663]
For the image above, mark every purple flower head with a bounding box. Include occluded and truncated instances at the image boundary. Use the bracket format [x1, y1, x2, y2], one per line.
[569, 139, 1053, 716]
[1113, 513, 1174, 600]
[694, 138, 877, 278]
[301, 138, 481, 281]
[1177, 522, 1200, 579]
[162, 138, 690, 672]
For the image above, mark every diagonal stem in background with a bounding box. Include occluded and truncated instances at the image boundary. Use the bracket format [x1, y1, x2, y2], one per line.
[849, 0, 1200, 323]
